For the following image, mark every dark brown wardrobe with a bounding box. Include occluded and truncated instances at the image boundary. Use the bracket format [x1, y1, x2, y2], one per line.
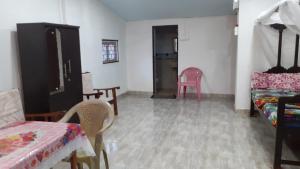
[17, 23, 83, 114]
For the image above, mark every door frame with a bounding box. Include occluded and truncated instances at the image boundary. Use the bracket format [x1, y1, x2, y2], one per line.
[152, 25, 179, 95]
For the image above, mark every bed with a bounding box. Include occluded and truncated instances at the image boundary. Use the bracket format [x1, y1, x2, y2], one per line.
[250, 22, 300, 169]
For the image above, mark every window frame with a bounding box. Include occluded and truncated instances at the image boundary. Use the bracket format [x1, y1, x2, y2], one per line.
[102, 39, 119, 64]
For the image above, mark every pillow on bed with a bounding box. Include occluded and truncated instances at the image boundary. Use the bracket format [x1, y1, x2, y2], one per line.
[251, 72, 269, 89]
[268, 73, 299, 90]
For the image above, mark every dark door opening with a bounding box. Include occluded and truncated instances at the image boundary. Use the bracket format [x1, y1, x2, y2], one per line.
[152, 25, 178, 99]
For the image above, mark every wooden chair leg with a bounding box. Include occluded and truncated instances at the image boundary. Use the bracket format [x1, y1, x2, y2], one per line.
[70, 151, 78, 169]
[113, 101, 118, 116]
[112, 89, 118, 116]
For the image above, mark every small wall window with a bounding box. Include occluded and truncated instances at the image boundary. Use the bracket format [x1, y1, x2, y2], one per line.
[102, 39, 119, 64]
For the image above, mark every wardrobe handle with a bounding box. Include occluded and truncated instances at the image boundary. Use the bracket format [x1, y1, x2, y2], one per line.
[64, 64, 67, 78]
[67, 60, 72, 82]
[68, 60, 72, 74]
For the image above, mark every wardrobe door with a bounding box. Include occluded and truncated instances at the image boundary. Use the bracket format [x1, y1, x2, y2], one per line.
[46, 27, 68, 112]
[60, 28, 83, 109]
[17, 24, 51, 113]
[46, 28, 65, 95]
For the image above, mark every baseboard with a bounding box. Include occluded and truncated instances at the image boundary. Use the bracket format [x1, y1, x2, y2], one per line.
[182, 93, 234, 99]
[119, 91, 153, 97]
[116, 92, 129, 99]
[201, 93, 234, 99]
[121, 91, 234, 99]
[235, 109, 250, 114]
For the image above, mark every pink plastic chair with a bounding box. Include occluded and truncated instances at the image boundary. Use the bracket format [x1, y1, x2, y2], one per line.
[177, 67, 203, 99]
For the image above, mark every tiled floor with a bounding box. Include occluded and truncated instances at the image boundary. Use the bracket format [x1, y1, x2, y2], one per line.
[55, 94, 300, 169]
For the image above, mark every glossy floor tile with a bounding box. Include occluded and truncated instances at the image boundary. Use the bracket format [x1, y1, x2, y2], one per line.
[55, 94, 300, 169]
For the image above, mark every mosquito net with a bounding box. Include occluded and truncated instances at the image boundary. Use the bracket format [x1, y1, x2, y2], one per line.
[252, 0, 300, 71]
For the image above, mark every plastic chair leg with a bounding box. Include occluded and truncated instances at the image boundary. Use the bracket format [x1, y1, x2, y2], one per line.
[77, 163, 84, 169]
[196, 85, 201, 100]
[177, 85, 181, 98]
[103, 149, 109, 169]
[183, 86, 187, 97]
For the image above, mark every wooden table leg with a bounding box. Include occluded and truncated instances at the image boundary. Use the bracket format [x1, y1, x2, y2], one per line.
[70, 151, 77, 169]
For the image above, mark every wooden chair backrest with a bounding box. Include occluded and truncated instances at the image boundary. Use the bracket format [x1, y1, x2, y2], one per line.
[82, 72, 94, 94]
[0, 89, 25, 128]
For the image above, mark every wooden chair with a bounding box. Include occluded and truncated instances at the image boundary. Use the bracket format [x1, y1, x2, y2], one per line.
[59, 100, 114, 169]
[82, 72, 120, 115]
[25, 112, 64, 122]
[0, 89, 25, 128]
[0, 90, 65, 123]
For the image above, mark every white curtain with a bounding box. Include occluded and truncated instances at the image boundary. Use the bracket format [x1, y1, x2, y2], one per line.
[252, 0, 300, 71]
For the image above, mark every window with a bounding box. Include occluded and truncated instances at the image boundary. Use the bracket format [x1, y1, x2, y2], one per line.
[102, 39, 119, 64]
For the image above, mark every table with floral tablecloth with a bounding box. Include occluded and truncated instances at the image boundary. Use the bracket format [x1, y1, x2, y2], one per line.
[0, 121, 95, 169]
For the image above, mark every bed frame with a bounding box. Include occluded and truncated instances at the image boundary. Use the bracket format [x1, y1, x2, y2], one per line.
[250, 24, 300, 169]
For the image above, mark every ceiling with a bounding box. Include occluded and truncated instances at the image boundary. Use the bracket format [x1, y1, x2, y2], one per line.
[102, 0, 234, 21]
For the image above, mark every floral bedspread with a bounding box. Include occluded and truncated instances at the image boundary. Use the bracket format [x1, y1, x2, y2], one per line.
[252, 89, 300, 127]
[0, 121, 94, 169]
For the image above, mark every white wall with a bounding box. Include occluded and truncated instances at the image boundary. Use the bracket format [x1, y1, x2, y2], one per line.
[126, 16, 237, 94]
[65, 0, 127, 94]
[0, 0, 61, 92]
[235, 0, 284, 110]
[0, 0, 127, 94]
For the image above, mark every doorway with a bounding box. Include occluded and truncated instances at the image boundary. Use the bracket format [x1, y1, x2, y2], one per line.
[152, 25, 178, 99]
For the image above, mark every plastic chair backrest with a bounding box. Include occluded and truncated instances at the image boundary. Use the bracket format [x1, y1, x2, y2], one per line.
[60, 100, 114, 147]
[180, 67, 202, 82]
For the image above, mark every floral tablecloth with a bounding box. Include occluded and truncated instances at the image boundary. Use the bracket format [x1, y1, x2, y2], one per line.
[0, 121, 95, 169]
